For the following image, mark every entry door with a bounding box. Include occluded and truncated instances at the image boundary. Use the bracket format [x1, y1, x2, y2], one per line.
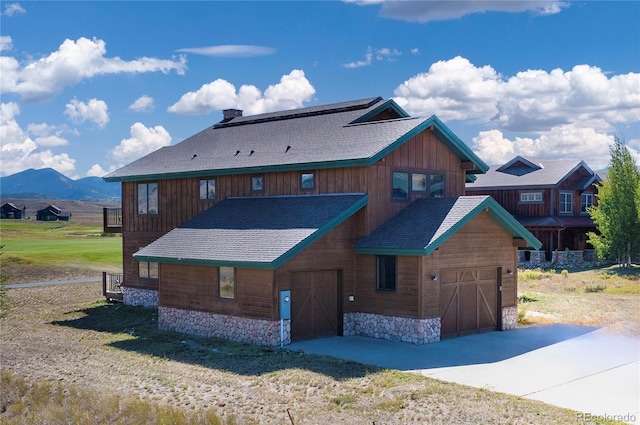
[290, 270, 339, 341]
[439, 268, 498, 339]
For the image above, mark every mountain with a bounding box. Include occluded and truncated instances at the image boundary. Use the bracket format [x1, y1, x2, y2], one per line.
[0, 168, 121, 201]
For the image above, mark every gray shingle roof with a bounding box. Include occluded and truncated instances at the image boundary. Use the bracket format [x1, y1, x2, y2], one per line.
[134, 193, 367, 269]
[466, 156, 600, 190]
[104, 97, 487, 182]
[355, 196, 541, 254]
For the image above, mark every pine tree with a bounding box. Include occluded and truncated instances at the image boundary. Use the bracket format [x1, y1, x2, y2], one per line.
[587, 137, 640, 267]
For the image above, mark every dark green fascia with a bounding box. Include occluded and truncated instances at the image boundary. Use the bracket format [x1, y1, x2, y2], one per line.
[270, 194, 368, 268]
[103, 158, 375, 183]
[103, 115, 488, 184]
[354, 196, 541, 256]
[134, 194, 368, 270]
[422, 197, 541, 254]
[368, 116, 489, 175]
[353, 247, 428, 256]
[428, 116, 489, 174]
[350, 99, 410, 124]
[134, 254, 278, 270]
[483, 198, 542, 250]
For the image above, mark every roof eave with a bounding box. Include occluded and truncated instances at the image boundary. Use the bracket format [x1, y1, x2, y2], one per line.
[355, 196, 542, 255]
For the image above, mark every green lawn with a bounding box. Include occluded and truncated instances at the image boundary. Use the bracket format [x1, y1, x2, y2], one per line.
[0, 220, 121, 268]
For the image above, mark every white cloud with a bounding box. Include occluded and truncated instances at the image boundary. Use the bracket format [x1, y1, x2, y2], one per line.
[175, 45, 276, 57]
[64, 97, 109, 128]
[2, 2, 25, 16]
[129, 95, 155, 112]
[472, 122, 615, 170]
[0, 36, 12, 51]
[86, 163, 116, 177]
[0, 102, 76, 176]
[410, 48, 419, 55]
[1, 37, 187, 103]
[168, 69, 315, 116]
[357, 0, 568, 23]
[393, 57, 640, 131]
[394, 56, 502, 121]
[111, 122, 171, 164]
[343, 46, 402, 68]
[393, 56, 640, 169]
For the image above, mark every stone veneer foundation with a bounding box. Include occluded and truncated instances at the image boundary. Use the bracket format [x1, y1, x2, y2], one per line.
[122, 287, 158, 307]
[344, 312, 441, 344]
[502, 306, 518, 330]
[158, 306, 290, 347]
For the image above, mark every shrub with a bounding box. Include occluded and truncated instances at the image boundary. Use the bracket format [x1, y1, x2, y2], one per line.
[561, 269, 569, 278]
[518, 293, 538, 303]
[584, 284, 607, 293]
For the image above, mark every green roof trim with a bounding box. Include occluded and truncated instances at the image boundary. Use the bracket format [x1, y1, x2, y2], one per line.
[354, 196, 541, 256]
[350, 99, 410, 123]
[103, 108, 488, 184]
[365, 115, 488, 175]
[420, 196, 541, 255]
[134, 194, 368, 270]
[132, 255, 276, 270]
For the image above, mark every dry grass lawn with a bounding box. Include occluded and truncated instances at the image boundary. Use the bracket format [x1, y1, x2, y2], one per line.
[1, 264, 636, 424]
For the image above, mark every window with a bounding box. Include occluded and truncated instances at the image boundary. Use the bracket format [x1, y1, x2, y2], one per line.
[199, 179, 216, 200]
[138, 260, 158, 279]
[137, 183, 158, 215]
[394, 171, 445, 200]
[251, 175, 264, 192]
[429, 174, 445, 197]
[411, 173, 427, 192]
[520, 192, 543, 203]
[300, 172, 315, 190]
[219, 266, 235, 299]
[392, 172, 409, 200]
[559, 191, 573, 214]
[580, 192, 594, 214]
[376, 255, 396, 292]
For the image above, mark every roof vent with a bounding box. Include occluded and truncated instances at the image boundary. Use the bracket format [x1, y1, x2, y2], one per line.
[222, 109, 243, 121]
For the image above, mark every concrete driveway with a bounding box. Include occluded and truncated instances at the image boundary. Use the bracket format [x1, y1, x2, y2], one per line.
[288, 324, 639, 424]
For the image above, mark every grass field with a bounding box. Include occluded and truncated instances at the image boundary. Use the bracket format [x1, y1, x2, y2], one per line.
[3, 282, 625, 425]
[0, 210, 636, 424]
[0, 219, 122, 283]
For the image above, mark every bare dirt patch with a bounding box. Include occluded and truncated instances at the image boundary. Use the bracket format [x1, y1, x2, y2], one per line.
[1, 281, 591, 424]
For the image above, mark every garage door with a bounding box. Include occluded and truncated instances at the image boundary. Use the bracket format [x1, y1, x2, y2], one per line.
[439, 267, 499, 339]
[290, 270, 340, 341]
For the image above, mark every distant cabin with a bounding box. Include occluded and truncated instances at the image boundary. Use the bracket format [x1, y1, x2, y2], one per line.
[36, 205, 70, 221]
[0, 203, 25, 219]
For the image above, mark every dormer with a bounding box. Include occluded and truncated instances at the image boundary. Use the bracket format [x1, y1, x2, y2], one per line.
[496, 156, 544, 176]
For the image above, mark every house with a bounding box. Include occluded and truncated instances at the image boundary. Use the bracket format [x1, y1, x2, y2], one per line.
[36, 205, 70, 221]
[465, 156, 601, 264]
[0, 203, 25, 219]
[103, 97, 540, 346]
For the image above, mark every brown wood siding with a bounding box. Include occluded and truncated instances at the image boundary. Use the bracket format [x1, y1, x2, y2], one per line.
[365, 130, 467, 232]
[275, 215, 359, 314]
[420, 213, 517, 317]
[160, 264, 276, 319]
[353, 255, 421, 318]
[122, 232, 162, 290]
[467, 188, 552, 217]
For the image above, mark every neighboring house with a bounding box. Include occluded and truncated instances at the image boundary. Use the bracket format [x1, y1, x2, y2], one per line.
[103, 97, 540, 347]
[36, 205, 70, 221]
[0, 203, 25, 219]
[465, 156, 601, 262]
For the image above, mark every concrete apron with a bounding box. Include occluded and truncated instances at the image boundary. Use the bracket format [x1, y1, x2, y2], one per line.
[287, 323, 640, 425]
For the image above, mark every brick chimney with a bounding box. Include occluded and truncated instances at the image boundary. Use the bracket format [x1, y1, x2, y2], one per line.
[222, 109, 243, 121]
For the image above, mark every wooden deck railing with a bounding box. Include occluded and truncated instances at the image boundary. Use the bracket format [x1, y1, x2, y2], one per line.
[103, 207, 122, 233]
[103, 272, 124, 302]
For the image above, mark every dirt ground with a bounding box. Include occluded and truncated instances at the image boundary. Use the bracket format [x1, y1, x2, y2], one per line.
[1, 280, 601, 425]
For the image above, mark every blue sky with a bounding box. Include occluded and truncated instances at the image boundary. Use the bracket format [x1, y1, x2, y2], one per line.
[1, 1, 639, 179]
